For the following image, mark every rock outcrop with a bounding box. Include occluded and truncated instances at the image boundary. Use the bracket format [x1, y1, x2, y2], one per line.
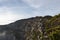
[0, 14, 60, 40]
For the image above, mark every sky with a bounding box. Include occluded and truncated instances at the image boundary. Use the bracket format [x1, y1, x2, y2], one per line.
[0, 0, 60, 25]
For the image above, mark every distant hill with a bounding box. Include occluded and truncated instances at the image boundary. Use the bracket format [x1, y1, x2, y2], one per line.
[0, 14, 60, 40]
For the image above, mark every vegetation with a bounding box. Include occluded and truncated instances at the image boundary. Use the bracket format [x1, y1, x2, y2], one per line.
[24, 14, 60, 40]
[45, 14, 60, 40]
[0, 14, 60, 40]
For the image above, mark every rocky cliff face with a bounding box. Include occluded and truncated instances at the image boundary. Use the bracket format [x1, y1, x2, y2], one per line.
[0, 14, 60, 40]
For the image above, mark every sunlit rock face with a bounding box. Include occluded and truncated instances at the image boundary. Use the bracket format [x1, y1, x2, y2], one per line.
[0, 16, 52, 40]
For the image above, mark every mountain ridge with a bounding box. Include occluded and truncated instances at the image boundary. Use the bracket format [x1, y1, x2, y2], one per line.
[0, 14, 60, 40]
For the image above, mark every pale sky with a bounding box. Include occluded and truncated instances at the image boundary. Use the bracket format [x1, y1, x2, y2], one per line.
[0, 0, 60, 25]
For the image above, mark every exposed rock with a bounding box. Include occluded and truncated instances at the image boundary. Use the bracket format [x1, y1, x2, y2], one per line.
[0, 14, 60, 40]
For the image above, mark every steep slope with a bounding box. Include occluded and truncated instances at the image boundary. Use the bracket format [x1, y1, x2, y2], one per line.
[45, 14, 60, 40]
[0, 14, 60, 40]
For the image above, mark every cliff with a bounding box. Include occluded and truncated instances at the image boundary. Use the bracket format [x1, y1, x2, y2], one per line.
[0, 14, 60, 40]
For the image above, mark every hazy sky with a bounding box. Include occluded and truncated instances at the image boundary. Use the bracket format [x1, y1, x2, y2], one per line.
[0, 0, 60, 25]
